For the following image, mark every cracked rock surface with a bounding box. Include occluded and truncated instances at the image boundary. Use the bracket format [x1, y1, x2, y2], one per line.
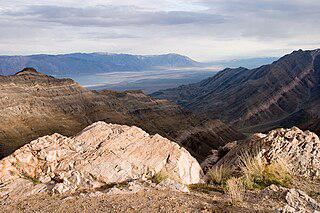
[0, 122, 203, 195]
[281, 188, 320, 212]
[215, 127, 320, 179]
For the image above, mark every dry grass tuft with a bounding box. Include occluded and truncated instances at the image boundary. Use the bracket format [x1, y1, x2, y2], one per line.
[239, 150, 292, 189]
[208, 165, 233, 185]
[263, 158, 292, 187]
[239, 150, 264, 189]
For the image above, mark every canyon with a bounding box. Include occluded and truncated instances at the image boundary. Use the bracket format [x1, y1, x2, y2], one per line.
[152, 49, 320, 135]
[0, 68, 243, 159]
[1, 49, 320, 212]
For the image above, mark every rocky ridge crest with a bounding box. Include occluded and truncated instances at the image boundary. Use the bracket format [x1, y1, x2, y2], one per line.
[152, 49, 320, 135]
[216, 127, 320, 179]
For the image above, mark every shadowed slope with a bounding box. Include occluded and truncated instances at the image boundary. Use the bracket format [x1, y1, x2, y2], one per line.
[0, 68, 244, 159]
[152, 49, 320, 135]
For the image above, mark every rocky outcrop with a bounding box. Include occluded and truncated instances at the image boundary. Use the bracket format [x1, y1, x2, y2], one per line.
[0, 122, 203, 195]
[1, 123, 319, 212]
[261, 127, 320, 178]
[261, 185, 320, 212]
[215, 127, 320, 179]
[0, 69, 244, 159]
[281, 188, 320, 212]
[152, 49, 320, 135]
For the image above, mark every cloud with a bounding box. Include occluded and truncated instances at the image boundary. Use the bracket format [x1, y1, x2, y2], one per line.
[83, 32, 140, 40]
[0, 0, 319, 61]
[193, 0, 320, 39]
[2, 5, 225, 27]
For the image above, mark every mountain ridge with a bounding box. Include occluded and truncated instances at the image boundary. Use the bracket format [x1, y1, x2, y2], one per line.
[0, 68, 244, 160]
[151, 49, 320, 135]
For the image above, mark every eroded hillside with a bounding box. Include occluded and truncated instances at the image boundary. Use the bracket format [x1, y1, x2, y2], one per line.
[0, 68, 244, 159]
[152, 49, 320, 135]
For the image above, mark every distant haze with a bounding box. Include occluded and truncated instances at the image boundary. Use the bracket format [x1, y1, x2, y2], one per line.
[208, 57, 279, 69]
[0, 52, 281, 94]
[0, 1, 320, 61]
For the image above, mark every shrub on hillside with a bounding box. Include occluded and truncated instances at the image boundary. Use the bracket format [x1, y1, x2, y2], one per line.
[239, 150, 292, 189]
[208, 165, 233, 185]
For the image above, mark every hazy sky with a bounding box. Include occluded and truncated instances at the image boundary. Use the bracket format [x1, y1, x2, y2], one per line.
[0, 0, 320, 61]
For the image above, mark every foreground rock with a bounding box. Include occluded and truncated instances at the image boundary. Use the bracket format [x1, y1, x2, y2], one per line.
[282, 188, 320, 212]
[215, 127, 320, 179]
[0, 122, 203, 195]
[259, 185, 320, 212]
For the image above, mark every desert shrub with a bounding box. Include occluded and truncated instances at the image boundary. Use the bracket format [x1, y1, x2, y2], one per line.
[309, 191, 320, 199]
[152, 171, 169, 184]
[263, 159, 292, 187]
[226, 177, 244, 205]
[20, 172, 41, 185]
[239, 150, 292, 189]
[208, 165, 233, 185]
[96, 181, 130, 192]
[115, 181, 130, 189]
[239, 150, 264, 189]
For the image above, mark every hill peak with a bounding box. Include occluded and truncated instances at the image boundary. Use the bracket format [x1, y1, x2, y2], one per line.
[14, 68, 47, 77]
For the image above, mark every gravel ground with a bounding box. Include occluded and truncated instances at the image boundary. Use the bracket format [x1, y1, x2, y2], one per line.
[0, 188, 270, 213]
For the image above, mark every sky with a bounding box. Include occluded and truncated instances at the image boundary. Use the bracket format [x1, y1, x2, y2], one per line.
[0, 0, 320, 61]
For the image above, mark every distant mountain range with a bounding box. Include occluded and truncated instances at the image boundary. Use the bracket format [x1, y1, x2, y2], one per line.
[0, 53, 199, 76]
[152, 49, 320, 135]
[0, 52, 283, 78]
[208, 57, 279, 69]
